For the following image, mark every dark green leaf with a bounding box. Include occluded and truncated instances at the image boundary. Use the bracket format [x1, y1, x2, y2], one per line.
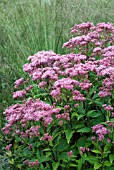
[94, 100, 103, 107]
[73, 123, 85, 130]
[77, 127, 91, 133]
[77, 136, 87, 147]
[56, 139, 69, 152]
[58, 152, 68, 161]
[86, 110, 96, 117]
[65, 129, 74, 144]
[87, 110, 100, 117]
[85, 156, 99, 164]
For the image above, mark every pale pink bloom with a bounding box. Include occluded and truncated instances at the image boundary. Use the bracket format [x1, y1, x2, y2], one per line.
[67, 150, 73, 158]
[5, 144, 12, 151]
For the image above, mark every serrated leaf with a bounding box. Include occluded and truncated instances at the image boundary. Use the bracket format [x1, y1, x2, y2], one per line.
[65, 129, 74, 144]
[94, 162, 102, 169]
[91, 150, 101, 154]
[109, 154, 114, 164]
[52, 162, 60, 170]
[77, 127, 91, 133]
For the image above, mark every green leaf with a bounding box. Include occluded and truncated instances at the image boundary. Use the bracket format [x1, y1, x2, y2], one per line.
[104, 161, 111, 167]
[73, 123, 85, 130]
[56, 139, 69, 152]
[87, 110, 96, 116]
[65, 129, 74, 144]
[94, 162, 102, 169]
[85, 156, 99, 164]
[69, 163, 77, 167]
[77, 127, 91, 133]
[104, 144, 111, 152]
[91, 150, 101, 154]
[16, 164, 23, 169]
[77, 136, 87, 147]
[92, 94, 99, 100]
[89, 86, 97, 96]
[46, 152, 52, 158]
[77, 114, 85, 120]
[78, 107, 85, 114]
[87, 110, 100, 118]
[43, 148, 51, 151]
[92, 142, 102, 151]
[109, 154, 114, 164]
[9, 158, 14, 165]
[77, 158, 83, 170]
[52, 162, 60, 170]
[58, 152, 68, 161]
[72, 112, 78, 118]
[94, 100, 103, 107]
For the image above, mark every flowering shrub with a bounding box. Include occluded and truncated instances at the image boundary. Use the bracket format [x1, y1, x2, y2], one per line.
[2, 22, 114, 170]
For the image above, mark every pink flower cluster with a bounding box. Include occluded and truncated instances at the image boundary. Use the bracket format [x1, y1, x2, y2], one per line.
[40, 133, 52, 141]
[71, 22, 94, 34]
[102, 104, 113, 111]
[56, 112, 70, 121]
[2, 98, 61, 137]
[92, 124, 110, 141]
[5, 144, 12, 151]
[63, 22, 114, 50]
[14, 78, 24, 88]
[73, 90, 86, 101]
[13, 89, 26, 99]
[25, 126, 40, 138]
[23, 159, 39, 167]
[80, 147, 90, 154]
[67, 150, 73, 158]
[106, 121, 114, 128]
[19, 30, 113, 104]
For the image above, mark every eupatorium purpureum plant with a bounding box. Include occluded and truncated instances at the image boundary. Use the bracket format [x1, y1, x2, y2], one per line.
[2, 22, 114, 170]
